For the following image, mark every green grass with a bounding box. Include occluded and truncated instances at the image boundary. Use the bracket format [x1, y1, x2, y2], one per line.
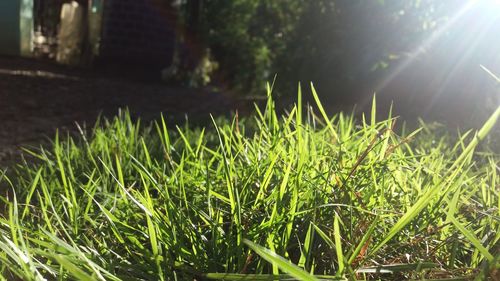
[1, 84, 499, 280]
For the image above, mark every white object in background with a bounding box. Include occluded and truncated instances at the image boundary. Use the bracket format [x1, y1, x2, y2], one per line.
[56, 1, 84, 65]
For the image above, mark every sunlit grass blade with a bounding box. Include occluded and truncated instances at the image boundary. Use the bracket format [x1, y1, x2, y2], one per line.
[0, 88, 498, 280]
[333, 213, 345, 277]
[449, 216, 494, 262]
[244, 239, 320, 281]
[205, 273, 344, 280]
[356, 262, 437, 274]
[310, 83, 338, 141]
[370, 106, 500, 256]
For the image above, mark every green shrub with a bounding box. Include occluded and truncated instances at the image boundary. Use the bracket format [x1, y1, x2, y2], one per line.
[175, 0, 467, 96]
[194, 0, 305, 92]
[1, 87, 499, 280]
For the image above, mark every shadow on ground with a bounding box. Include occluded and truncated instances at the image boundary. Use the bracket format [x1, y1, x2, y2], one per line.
[0, 56, 249, 168]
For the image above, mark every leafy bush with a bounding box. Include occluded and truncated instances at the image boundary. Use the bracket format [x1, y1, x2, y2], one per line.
[193, 0, 305, 92]
[1, 87, 499, 280]
[176, 0, 467, 95]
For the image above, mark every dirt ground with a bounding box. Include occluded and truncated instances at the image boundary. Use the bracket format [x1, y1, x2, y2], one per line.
[0, 56, 249, 168]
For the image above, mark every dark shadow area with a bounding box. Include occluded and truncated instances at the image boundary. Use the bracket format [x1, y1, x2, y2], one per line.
[0, 56, 248, 168]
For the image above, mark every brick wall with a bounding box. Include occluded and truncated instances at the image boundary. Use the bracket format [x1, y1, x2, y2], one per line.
[99, 0, 176, 68]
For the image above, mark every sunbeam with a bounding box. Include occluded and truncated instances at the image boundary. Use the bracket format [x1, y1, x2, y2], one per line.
[375, 1, 478, 93]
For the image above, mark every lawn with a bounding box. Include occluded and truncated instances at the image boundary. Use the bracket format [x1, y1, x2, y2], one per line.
[1, 84, 499, 280]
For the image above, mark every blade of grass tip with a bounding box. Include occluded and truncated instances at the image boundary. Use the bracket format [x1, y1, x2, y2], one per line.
[98, 157, 152, 217]
[21, 168, 42, 220]
[451, 130, 472, 153]
[347, 216, 378, 266]
[388, 100, 393, 120]
[254, 146, 281, 207]
[265, 81, 279, 133]
[370, 106, 500, 256]
[267, 74, 278, 97]
[356, 262, 437, 274]
[296, 83, 309, 171]
[205, 273, 343, 280]
[451, 106, 500, 171]
[140, 138, 152, 167]
[146, 213, 164, 280]
[371, 93, 376, 128]
[0, 240, 24, 279]
[5, 197, 33, 279]
[210, 115, 241, 247]
[445, 187, 461, 223]
[54, 131, 68, 190]
[244, 239, 320, 281]
[409, 276, 476, 281]
[157, 113, 172, 155]
[114, 155, 128, 203]
[266, 219, 279, 275]
[40, 229, 115, 280]
[205, 273, 289, 280]
[297, 82, 303, 130]
[194, 128, 206, 157]
[2, 238, 42, 280]
[176, 125, 194, 156]
[311, 224, 334, 249]
[449, 216, 494, 262]
[407, 276, 474, 281]
[51, 254, 97, 281]
[37, 179, 55, 234]
[284, 167, 300, 249]
[333, 213, 345, 277]
[279, 158, 293, 201]
[480, 65, 500, 83]
[86, 198, 126, 244]
[310, 83, 338, 141]
[298, 223, 314, 269]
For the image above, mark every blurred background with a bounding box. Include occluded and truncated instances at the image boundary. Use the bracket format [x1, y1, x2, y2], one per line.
[1, 0, 499, 164]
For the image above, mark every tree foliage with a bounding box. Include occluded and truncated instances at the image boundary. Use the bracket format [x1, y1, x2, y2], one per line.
[175, 0, 467, 95]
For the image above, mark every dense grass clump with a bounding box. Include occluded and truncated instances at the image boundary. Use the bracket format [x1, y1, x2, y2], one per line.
[1, 85, 499, 280]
